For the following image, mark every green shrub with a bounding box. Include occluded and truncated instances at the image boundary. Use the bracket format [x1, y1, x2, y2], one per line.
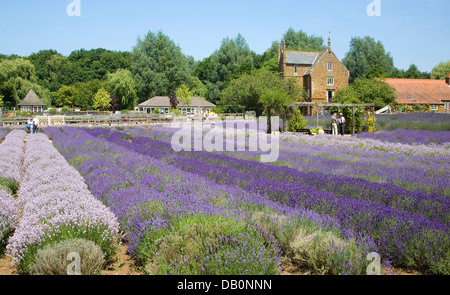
[135, 214, 280, 275]
[30, 238, 106, 275]
[288, 109, 307, 132]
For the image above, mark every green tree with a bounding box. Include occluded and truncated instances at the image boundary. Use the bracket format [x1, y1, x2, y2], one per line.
[92, 88, 110, 111]
[72, 79, 105, 110]
[176, 83, 192, 106]
[342, 36, 395, 82]
[188, 76, 208, 98]
[0, 58, 51, 108]
[431, 60, 450, 79]
[52, 85, 77, 107]
[131, 31, 191, 103]
[202, 34, 254, 103]
[282, 27, 327, 52]
[106, 69, 138, 110]
[219, 69, 297, 116]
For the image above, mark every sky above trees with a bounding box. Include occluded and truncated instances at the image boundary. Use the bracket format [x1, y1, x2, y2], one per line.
[0, 0, 448, 72]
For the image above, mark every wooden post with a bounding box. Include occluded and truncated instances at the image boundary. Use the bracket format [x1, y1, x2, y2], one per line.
[352, 107, 356, 135]
[372, 106, 376, 133]
[267, 106, 272, 134]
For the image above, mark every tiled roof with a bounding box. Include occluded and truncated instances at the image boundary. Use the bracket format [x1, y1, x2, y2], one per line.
[383, 78, 450, 105]
[285, 51, 324, 65]
[138, 96, 216, 108]
[18, 89, 45, 106]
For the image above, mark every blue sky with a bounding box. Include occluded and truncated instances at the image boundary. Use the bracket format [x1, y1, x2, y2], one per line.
[0, 0, 448, 72]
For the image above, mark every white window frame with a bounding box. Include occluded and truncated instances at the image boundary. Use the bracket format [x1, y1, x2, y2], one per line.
[294, 65, 298, 75]
[327, 77, 334, 86]
[328, 63, 333, 71]
[430, 105, 438, 111]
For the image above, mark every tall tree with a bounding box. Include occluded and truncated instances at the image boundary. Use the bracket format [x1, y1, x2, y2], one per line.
[131, 31, 191, 103]
[342, 36, 395, 82]
[92, 88, 110, 111]
[106, 69, 138, 110]
[431, 61, 450, 79]
[219, 69, 297, 116]
[0, 58, 51, 108]
[169, 92, 178, 110]
[201, 34, 254, 103]
[176, 83, 192, 106]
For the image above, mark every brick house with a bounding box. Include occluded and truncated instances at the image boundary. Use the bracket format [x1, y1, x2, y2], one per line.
[383, 74, 450, 113]
[278, 37, 350, 115]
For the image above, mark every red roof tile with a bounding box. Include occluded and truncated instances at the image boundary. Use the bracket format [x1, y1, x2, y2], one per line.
[383, 78, 450, 105]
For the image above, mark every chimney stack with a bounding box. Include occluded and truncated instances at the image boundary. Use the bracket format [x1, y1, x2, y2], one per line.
[446, 72, 450, 86]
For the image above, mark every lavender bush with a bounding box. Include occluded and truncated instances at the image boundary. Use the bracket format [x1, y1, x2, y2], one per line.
[46, 126, 375, 275]
[6, 133, 120, 274]
[0, 190, 18, 253]
[91, 125, 450, 274]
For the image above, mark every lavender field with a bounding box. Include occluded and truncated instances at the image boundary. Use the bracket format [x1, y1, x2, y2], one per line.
[1, 121, 449, 275]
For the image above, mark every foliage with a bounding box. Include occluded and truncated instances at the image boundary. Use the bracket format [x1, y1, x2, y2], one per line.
[0, 58, 51, 108]
[196, 34, 254, 103]
[135, 214, 280, 275]
[431, 60, 450, 79]
[176, 83, 192, 106]
[342, 36, 395, 82]
[131, 31, 191, 102]
[288, 109, 308, 132]
[30, 238, 106, 275]
[93, 88, 111, 111]
[106, 69, 138, 110]
[168, 92, 178, 109]
[109, 94, 120, 113]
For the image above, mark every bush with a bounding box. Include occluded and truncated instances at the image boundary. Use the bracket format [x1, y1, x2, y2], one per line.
[61, 106, 70, 113]
[30, 238, 106, 275]
[288, 109, 307, 132]
[136, 214, 281, 275]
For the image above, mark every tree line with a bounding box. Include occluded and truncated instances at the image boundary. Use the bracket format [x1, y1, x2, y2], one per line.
[1, 27, 449, 114]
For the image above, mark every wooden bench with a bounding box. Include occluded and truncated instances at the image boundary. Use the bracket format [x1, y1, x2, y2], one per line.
[296, 128, 313, 135]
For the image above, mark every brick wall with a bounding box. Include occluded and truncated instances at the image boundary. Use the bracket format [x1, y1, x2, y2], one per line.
[309, 51, 349, 101]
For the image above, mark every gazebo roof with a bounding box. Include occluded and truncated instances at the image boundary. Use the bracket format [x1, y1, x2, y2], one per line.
[18, 89, 45, 106]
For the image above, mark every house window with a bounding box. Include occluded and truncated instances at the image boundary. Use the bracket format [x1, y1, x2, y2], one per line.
[327, 77, 334, 86]
[328, 63, 333, 71]
[445, 102, 450, 111]
[431, 105, 438, 111]
[294, 65, 298, 74]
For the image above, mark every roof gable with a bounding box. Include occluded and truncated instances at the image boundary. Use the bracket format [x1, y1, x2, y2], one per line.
[384, 78, 450, 105]
[285, 51, 323, 65]
[18, 89, 45, 106]
[138, 96, 216, 108]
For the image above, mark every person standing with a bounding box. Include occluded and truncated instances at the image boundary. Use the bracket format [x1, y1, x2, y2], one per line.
[338, 113, 346, 136]
[330, 113, 338, 135]
[32, 116, 40, 134]
[26, 118, 32, 134]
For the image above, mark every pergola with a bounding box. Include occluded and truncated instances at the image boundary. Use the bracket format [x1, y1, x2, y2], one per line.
[267, 102, 376, 134]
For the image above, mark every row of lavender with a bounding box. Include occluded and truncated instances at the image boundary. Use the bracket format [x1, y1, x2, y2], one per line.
[355, 129, 450, 146]
[126, 125, 450, 197]
[92, 126, 449, 274]
[45, 126, 378, 275]
[0, 130, 25, 253]
[0, 130, 120, 274]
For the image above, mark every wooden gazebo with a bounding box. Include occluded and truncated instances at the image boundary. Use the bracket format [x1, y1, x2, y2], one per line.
[18, 89, 45, 113]
[267, 102, 376, 134]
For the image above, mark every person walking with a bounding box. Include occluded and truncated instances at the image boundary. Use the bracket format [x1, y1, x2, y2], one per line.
[338, 113, 346, 136]
[330, 113, 338, 135]
[32, 116, 40, 134]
